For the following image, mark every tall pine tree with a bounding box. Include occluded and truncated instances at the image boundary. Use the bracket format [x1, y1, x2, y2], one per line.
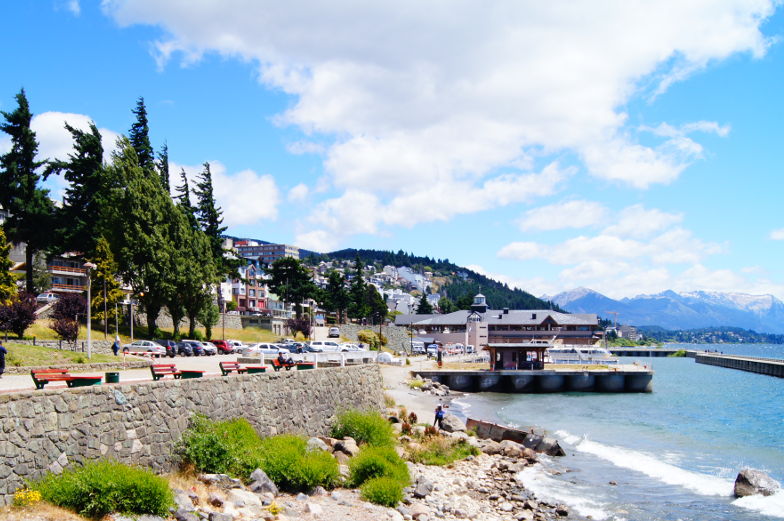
[0, 89, 54, 292]
[156, 142, 170, 193]
[348, 255, 369, 320]
[129, 97, 154, 172]
[194, 162, 227, 267]
[46, 121, 106, 254]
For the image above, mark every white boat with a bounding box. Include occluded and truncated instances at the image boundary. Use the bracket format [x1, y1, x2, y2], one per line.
[545, 345, 619, 365]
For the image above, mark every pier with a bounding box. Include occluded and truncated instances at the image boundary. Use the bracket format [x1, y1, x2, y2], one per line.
[608, 347, 682, 357]
[694, 353, 784, 378]
[412, 367, 653, 393]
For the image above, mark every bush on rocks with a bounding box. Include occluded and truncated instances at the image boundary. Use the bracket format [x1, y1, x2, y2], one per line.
[360, 476, 404, 507]
[331, 410, 395, 447]
[179, 416, 339, 492]
[349, 446, 410, 486]
[406, 437, 480, 466]
[31, 460, 173, 519]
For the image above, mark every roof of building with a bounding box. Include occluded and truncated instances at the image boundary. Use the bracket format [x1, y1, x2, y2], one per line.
[394, 309, 598, 327]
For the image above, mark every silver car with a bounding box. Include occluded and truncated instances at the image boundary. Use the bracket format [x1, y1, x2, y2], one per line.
[121, 340, 166, 356]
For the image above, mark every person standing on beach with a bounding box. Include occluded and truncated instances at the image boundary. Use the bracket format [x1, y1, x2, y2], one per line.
[0, 340, 7, 378]
[434, 405, 445, 429]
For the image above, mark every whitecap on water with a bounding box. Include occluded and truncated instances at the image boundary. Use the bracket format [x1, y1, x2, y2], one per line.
[733, 489, 784, 519]
[516, 463, 613, 520]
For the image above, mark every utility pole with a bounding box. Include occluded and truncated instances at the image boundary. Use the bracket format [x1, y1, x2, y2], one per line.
[606, 311, 620, 330]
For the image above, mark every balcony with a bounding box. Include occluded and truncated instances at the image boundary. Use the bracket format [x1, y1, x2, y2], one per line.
[52, 283, 86, 293]
[48, 265, 86, 276]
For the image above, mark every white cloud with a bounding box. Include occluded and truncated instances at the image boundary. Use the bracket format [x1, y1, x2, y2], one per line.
[68, 0, 81, 16]
[287, 183, 309, 202]
[171, 161, 280, 227]
[603, 204, 682, 239]
[102, 0, 775, 242]
[518, 200, 608, 231]
[285, 140, 325, 155]
[770, 228, 784, 240]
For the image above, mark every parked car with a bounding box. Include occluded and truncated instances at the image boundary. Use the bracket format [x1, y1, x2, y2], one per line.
[121, 340, 166, 356]
[211, 339, 233, 354]
[309, 341, 340, 352]
[340, 343, 363, 352]
[426, 344, 439, 356]
[410, 341, 426, 354]
[227, 339, 246, 353]
[327, 327, 340, 338]
[201, 341, 218, 356]
[153, 339, 179, 358]
[244, 343, 290, 356]
[36, 292, 59, 303]
[181, 340, 205, 356]
[466, 344, 475, 354]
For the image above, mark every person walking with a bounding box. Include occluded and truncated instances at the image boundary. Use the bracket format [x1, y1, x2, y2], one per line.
[436, 344, 443, 368]
[434, 405, 445, 430]
[0, 340, 7, 378]
[112, 335, 121, 356]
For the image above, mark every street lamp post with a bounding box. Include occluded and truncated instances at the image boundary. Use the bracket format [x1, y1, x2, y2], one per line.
[83, 262, 96, 360]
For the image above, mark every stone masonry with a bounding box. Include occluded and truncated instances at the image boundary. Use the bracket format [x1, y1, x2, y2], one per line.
[0, 364, 383, 504]
[339, 324, 411, 353]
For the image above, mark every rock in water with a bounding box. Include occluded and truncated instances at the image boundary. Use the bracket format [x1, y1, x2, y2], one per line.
[440, 414, 466, 433]
[536, 437, 566, 457]
[734, 469, 781, 497]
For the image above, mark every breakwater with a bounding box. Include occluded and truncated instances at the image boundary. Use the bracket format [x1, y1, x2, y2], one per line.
[695, 353, 784, 378]
[413, 368, 653, 393]
[0, 364, 383, 505]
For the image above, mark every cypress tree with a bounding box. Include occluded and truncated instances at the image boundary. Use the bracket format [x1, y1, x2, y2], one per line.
[416, 293, 433, 314]
[46, 121, 106, 254]
[0, 89, 55, 292]
[194, 162, 226, 261]
[129, 97, 154, 172]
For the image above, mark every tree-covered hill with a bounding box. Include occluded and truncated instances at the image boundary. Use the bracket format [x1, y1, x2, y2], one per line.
[307, 248, 561, 311]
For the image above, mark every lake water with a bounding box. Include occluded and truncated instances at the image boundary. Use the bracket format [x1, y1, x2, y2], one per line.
[453, 343, 784, 520]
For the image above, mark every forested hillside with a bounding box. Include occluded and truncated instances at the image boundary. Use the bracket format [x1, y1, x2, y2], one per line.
[309, 248, 561, 311]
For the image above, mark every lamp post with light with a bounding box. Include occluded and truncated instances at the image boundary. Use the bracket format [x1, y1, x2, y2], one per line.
[83, 262, 97, 359]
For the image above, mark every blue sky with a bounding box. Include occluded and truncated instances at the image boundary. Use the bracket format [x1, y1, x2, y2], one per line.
[2, 1, 784, 300]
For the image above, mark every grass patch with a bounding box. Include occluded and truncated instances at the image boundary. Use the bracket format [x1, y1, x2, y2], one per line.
[4, 342, 117, 367]
[30, 459, 173, 519]
[331, 410, 396, 447]
[178, 416, 338, 492]
[360, 477, 404, 507]
[406, 437, 480, 466]
[407, 379, 424, 389]
[668, 349, 688, 357]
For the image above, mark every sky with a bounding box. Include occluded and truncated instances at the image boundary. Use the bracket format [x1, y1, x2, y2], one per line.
[2, 1, 784, 301]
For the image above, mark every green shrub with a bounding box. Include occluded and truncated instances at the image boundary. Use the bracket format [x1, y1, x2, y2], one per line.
[331, 410, 395, 447]
[349, 446, 410, 486]
[668, 349, 687, 357]
[407, 379, 424, 389]
[360, 476, 404, 507]
[31, 460, 173, 519]
[179, 417, 338, 491]
[406, 438, 480, 466]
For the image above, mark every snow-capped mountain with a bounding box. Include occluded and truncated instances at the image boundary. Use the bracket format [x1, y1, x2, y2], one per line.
[546, 288, 784, 333]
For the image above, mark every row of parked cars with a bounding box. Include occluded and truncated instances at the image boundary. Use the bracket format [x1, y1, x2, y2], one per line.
[121, 338, 368, 357]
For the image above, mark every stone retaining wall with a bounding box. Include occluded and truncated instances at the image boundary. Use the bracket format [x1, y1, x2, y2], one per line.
[0, 364, 383, 504]
[340, 324, 411, 352]
[7, 339, 117, 355]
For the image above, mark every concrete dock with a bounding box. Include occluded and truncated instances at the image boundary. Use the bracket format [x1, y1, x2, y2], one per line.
[609, 347, 682, 357]
[412, 367, 653, 393]
[694, 353, 784, 378]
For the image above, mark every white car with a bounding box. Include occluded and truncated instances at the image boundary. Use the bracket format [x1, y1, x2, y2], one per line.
[227, 339, 246, 353]
[328, 327, 340, 338]
[310, 341, 341, 352]
[244, 343, 290, 356]
[121, 340, 166, 356]
[340, 343, 364, 352]
[201, 341, 218, 355]
[36, 292, 60, 303]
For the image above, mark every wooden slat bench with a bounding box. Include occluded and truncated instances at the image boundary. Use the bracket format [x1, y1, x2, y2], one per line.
[31, 369, 102, 390]
[271, 359, 297, 372]
[150, 364, 205, 381]
[219, 362, 268, 376]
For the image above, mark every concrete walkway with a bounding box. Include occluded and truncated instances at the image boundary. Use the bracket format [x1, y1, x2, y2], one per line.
[0, 353, 241, 393]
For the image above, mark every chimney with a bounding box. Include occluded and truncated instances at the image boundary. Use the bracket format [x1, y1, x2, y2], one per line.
[503, 308, 509, 314]
[531, 313, 537, 319]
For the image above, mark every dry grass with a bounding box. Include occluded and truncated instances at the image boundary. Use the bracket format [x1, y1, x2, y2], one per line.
[0, 503, 87, 521]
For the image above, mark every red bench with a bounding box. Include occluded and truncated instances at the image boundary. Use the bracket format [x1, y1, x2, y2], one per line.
[150, 364, 205, 381]
[271, 359, 297, 372]
[219, 361, 267, 376]
[31, 369, 102, 390]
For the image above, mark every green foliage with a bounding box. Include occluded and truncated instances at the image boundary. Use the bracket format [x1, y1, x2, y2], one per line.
[437, 296, 458, 314]
[31, 459, 173, 519]
[129, 97, 154, 171]
[348, 255, 369, 320]
[668, 349, 688, 357]
[266, 257, 317, 318]
[88, 237, 125, 326]
[364, 285, 388, 324]
[416, 293, 433, 314]
[360, 477, 404, 507]
[331, 410, 395, 447]
[198, 302, 220, 340]
[408, 379, 424, 389]
[349, 446, 410, 486]
[0, 226, 16, 305]
[0, 89, 55, 293]
[406, 438, 480, 466]
[323, 270, 349, 323]
[179, 416, 338, 491]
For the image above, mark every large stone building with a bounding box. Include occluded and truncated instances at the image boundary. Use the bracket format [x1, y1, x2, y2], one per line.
[395, 294, 601, 348]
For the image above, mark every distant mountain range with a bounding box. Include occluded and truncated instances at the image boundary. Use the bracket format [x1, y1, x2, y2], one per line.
[545, 287, 784, 334]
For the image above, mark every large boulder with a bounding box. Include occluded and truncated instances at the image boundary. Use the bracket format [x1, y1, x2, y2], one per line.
[536, 437, 566, 457]
[334, 437, 360, 456]
[499, 440, 525, 458]
[440, 414, 466, 433]
[249, 468, 278, 496]
[480, 440, 502, 455]
[734, 469, 781, 497]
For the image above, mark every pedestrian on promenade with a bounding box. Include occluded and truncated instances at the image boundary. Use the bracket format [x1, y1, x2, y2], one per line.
[437, 344, 443, 368]
[112, 335, 121, 356]
[0, 340, 7, 378]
